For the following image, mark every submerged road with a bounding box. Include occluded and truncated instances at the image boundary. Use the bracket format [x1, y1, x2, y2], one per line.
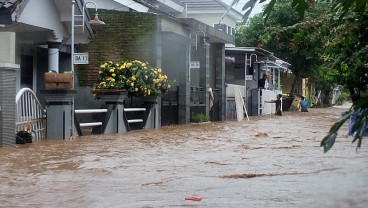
[0, 104, 367, 207]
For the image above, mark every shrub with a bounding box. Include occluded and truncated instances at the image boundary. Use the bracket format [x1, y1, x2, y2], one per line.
[93, 60, 173, 97]
[191, 113, 209, 123]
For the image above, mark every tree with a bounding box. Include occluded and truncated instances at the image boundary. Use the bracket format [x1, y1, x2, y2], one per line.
[238, 0, 368, 152]
[236, 0, 320, 95]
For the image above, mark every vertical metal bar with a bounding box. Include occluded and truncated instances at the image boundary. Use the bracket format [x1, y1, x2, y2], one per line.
[244, 53, 247, 110]
[71, 0, 76, 138]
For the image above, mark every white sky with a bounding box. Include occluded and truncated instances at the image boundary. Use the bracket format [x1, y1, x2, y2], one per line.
[221, 0, 270, 17]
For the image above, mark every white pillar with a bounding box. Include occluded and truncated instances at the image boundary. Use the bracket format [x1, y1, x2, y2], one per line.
[47, 41, 61, 72]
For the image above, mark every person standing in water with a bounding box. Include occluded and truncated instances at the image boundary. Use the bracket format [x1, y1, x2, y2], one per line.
[300, 96, 308, 112]
[266, 94, 283, 116]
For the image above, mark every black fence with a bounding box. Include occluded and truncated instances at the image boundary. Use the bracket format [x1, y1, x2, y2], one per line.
[161, 86, 179, 126]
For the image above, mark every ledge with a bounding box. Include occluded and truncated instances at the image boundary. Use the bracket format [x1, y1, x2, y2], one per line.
[0, 62, 20, 70]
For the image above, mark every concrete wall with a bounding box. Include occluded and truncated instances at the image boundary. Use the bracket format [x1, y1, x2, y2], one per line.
[161, 31, 190, 123]
[77, 10, 158, 86]
[0, 32, 19, 147]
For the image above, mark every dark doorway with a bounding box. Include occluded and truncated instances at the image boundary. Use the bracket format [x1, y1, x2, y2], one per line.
[161, 87, 179, 126]
[21, 55, 33, 89]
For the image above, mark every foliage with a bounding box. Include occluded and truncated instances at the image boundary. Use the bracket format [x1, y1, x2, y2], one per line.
[235, 14, 265, 47]
[236, 0, 315, 95]
[239, 0, 368, 22]
[336, 92, 350, 105]
[191, 113, 209, 123]
[93, 60, 173, 97]
[237, 0, 368, 152]
[235, 0, 259, 22]
[321, 95, 368, 152]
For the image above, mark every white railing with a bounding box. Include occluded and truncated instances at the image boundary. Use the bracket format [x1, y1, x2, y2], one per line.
[16, 88, 46, 140]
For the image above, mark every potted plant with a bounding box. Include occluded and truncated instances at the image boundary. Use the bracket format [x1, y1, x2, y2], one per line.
[92, 60, 173, 101]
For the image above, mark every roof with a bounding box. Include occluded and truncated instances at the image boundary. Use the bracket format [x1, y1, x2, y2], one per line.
[225, 46, 291, 70]
[0, 0, 18, 9]
[178, 0, 242, 20]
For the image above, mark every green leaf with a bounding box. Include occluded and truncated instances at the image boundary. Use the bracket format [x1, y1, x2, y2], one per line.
[328, 110, 353, 133]
[243, 9, 253, 22]
[353, 116, 366, 150]
[242, 0, 258, 11]
[263, 0, 277, 22]
[321, 132, 337, 153]
[231, 0, 240, 6]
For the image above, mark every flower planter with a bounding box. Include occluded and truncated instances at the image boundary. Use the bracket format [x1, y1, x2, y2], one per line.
[142, 95, 159, 103]
[92, 89, 128, 103]
[44, 72, 73, 90]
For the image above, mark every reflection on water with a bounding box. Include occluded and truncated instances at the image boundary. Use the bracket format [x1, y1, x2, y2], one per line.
[1, 106, 368, 207]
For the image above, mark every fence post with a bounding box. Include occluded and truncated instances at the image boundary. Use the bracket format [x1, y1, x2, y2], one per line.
[41, 90, 76, 140]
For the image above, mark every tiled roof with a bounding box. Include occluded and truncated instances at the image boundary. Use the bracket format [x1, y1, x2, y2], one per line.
[0, 0, 19, 9]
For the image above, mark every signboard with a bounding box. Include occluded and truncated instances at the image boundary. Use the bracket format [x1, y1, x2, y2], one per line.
[245, 75, 253, 80]
[190, 61, 200, 69]
[74, 53, 89, 64]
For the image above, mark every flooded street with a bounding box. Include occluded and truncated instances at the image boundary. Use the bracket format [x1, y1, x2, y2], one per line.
[1, 105, 367, 208]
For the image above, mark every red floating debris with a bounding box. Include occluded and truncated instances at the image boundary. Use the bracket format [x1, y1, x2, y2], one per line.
[185, 196, 202, 201]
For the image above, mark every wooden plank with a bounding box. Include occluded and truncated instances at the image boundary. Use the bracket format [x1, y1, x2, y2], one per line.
[235, 88, 244, 122]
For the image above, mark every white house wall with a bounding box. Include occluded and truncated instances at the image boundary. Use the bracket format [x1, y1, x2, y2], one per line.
[181, 13, 237, 32]
[161, 18, 187, 37]
[17, 0, 67, 41]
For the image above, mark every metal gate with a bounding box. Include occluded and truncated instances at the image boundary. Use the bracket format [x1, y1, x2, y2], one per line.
[15, 88, 46, 140]
[161, 86, 178, 126]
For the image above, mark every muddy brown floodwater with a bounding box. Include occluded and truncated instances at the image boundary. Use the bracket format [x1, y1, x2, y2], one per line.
[1, 104, 368, 208]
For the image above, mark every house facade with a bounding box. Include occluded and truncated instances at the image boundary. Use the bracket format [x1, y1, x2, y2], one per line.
[0, 0, 243, 146]
[225, 47, 290, 118]
[75, 0, 243, 124]
[0, 0, 96, 146]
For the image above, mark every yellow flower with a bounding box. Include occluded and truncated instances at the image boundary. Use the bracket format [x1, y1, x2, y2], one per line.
[112, 73, 116, 77]
[109, 68, 114, 73]
[126, 63, 132, 68]
[135, 88, 138, 92]
[98, 71, 102, 74]
[131, 76, 136, 81]
[148, 90, 151, 95]
[158, 68, 162, 73]
[131, 82, 134, 87]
